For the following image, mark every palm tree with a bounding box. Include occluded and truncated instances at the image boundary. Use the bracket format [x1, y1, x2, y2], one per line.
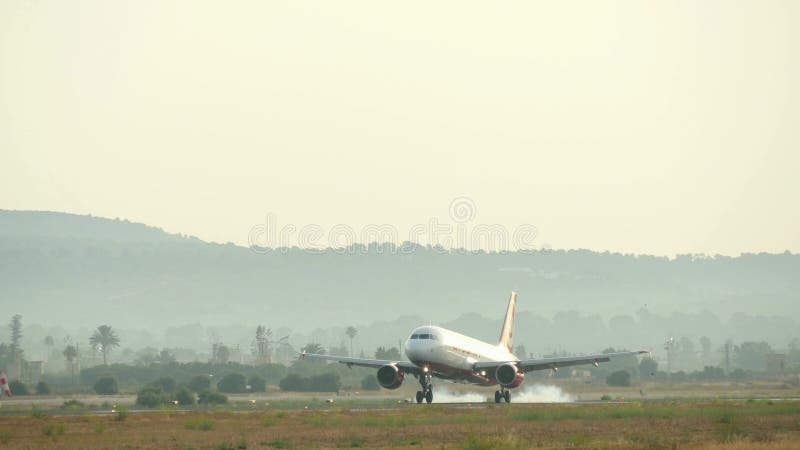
[63, 345, 78, 384]
[301, 343, 324, 355]
[345, 326, 358, 357]
[44, 336, 55, 361]
[89, 325, 120, 365]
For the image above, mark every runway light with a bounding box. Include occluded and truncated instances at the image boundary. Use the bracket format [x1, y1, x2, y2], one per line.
[480, 371, 486, 377]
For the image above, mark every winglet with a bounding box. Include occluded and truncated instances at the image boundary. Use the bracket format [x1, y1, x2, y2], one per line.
[498, 292, 517, 353]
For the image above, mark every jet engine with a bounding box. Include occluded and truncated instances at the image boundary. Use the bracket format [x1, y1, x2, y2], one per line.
[495, 363, 524, 388]
[376, 364, 404, 389]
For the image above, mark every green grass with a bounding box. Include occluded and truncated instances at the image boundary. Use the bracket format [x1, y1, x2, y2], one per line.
[261, 439, 292, 448]
[184, 417, 216, 431]
[510, 401, 799, 422]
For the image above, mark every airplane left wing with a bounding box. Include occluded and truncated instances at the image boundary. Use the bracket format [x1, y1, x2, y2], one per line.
[473, 350, 649, 373]
[301, 352, 422, 375]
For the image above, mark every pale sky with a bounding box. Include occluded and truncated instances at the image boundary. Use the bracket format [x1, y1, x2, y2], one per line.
[1, 1, 798, 255]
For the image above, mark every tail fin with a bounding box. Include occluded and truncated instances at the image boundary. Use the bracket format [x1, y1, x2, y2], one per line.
[498, 292, 517, 353]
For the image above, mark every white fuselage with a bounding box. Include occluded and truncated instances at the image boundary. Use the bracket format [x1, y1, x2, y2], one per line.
[403, 325, 516, 386]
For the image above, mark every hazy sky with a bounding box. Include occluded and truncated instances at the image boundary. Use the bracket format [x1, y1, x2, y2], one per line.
[1, 1, 798, 255]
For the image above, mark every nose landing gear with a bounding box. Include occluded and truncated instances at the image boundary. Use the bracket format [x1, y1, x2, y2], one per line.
[494, 387, 511, 403]
[415, 373, 433, 404]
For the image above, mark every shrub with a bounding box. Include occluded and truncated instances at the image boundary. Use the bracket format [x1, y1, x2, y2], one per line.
[198, 390, 228, 405]
[248, 374, 266, 392]
[62, 399, 85, 410]
[150, 377, 176, 393]
[217, 373, 247, 393]
[279, 372, 340, 392]
[136, 386, 170, 408]
[188, 375, 212, 393]
[8, 380, 29, 396]
[361, 374, 379, 391]
[176, 387, 196, 405]
[93, 377, 119, 395]
[35, 381, 52, 395]
[606, 370, 631, 387]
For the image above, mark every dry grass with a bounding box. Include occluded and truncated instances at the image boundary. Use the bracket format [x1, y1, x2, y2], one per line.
[0, 401, 796, 448]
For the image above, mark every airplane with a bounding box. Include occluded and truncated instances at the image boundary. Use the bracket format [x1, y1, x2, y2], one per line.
[302, 292, 649, 404]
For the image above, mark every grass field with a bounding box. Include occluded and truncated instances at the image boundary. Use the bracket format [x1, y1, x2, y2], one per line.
[0, 400, 798, 449]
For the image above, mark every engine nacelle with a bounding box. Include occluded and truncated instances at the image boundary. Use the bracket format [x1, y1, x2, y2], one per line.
[495, 363, 524, 388]
[376, 364, 404, 389]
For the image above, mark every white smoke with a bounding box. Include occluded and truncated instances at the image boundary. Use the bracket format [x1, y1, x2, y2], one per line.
[432, 386, 488, 403]
[431, 384, 573, 403]
[513, 384, 574, 403]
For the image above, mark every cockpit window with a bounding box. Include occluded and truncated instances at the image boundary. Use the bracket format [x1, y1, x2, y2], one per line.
[410, 334, 419, 339]
[417, 333, 437, 340]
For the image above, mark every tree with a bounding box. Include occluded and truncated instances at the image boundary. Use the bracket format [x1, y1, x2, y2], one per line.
[301, 343, 324, 355]
[9, 314, 23, 360]
[43, 336, 55, 361]
[361, 374, 379, 391]
[175, 387, 195, 405]
[211, 343, 230, 364]
[699, 336, 712, 363]
[35, 381, 51, 395]
[198, 390, 227, 404]
[150, 377, 176, 393]
[345, 326, 358, 357]
[254, 326, 271, 363]
[217, 373, 247, 393]
[157, 349, 177, 365]
[734, 341, 772, 371]
[248, 374, 267, 392]
[137, 386, 170, 408]
[63, 345, 79, 384]
[606, 370, 631, 387]
[188, 375, 211, 393]
[89, 325, 120, 365]
[639, 357, 658, 378]
[93, 377, 119, 395]
[374, 346, 401, 360]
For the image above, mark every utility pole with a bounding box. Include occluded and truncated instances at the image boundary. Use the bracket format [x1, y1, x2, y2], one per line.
[664, 337, 675, 384]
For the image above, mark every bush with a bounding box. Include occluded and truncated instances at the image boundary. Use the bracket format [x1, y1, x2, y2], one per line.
[606, 370, 631, 387]
[62, 399, 85, 410]
[217, 373, 247, 393]
[136, 387, 170, 408]
[150, 377, 176, 393]
[35, 381, 51, 395]
[198, 390, 227, 405]
[93, 377, 119, 395]
[361, 374, 379, 391]
[188, 375, 212, 393]
[8, 380, 29, 396]
[279, 372, 341, 392]
[175, 387, 195, 405]
[248, 374, 266, 392]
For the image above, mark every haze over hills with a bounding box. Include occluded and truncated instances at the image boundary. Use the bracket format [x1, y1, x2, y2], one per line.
[1, 210, 799, 358]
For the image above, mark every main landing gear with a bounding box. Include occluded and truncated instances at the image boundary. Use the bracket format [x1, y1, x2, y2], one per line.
[494, 387, 511, 403]
[415, 373, 433, 404]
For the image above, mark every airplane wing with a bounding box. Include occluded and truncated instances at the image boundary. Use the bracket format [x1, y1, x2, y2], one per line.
[301, 352, 422, 375]
[473, 350, 649, 373]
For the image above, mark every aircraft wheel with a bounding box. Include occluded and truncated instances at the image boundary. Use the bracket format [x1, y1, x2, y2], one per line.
[494, 391, 501, 403]
[416, 391, 424, 404]
[504, 390, 511, 403]
[425, 390, 433, 404]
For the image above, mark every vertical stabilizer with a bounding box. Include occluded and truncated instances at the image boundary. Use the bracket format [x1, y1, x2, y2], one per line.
[498, 292, 517, 354]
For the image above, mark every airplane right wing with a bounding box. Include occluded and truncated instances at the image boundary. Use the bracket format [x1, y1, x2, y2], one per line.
[474, 350, 649, 373]
[301, 352, 422, 375]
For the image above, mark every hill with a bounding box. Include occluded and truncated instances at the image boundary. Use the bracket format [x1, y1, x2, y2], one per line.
[0, 210, 798, 335]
